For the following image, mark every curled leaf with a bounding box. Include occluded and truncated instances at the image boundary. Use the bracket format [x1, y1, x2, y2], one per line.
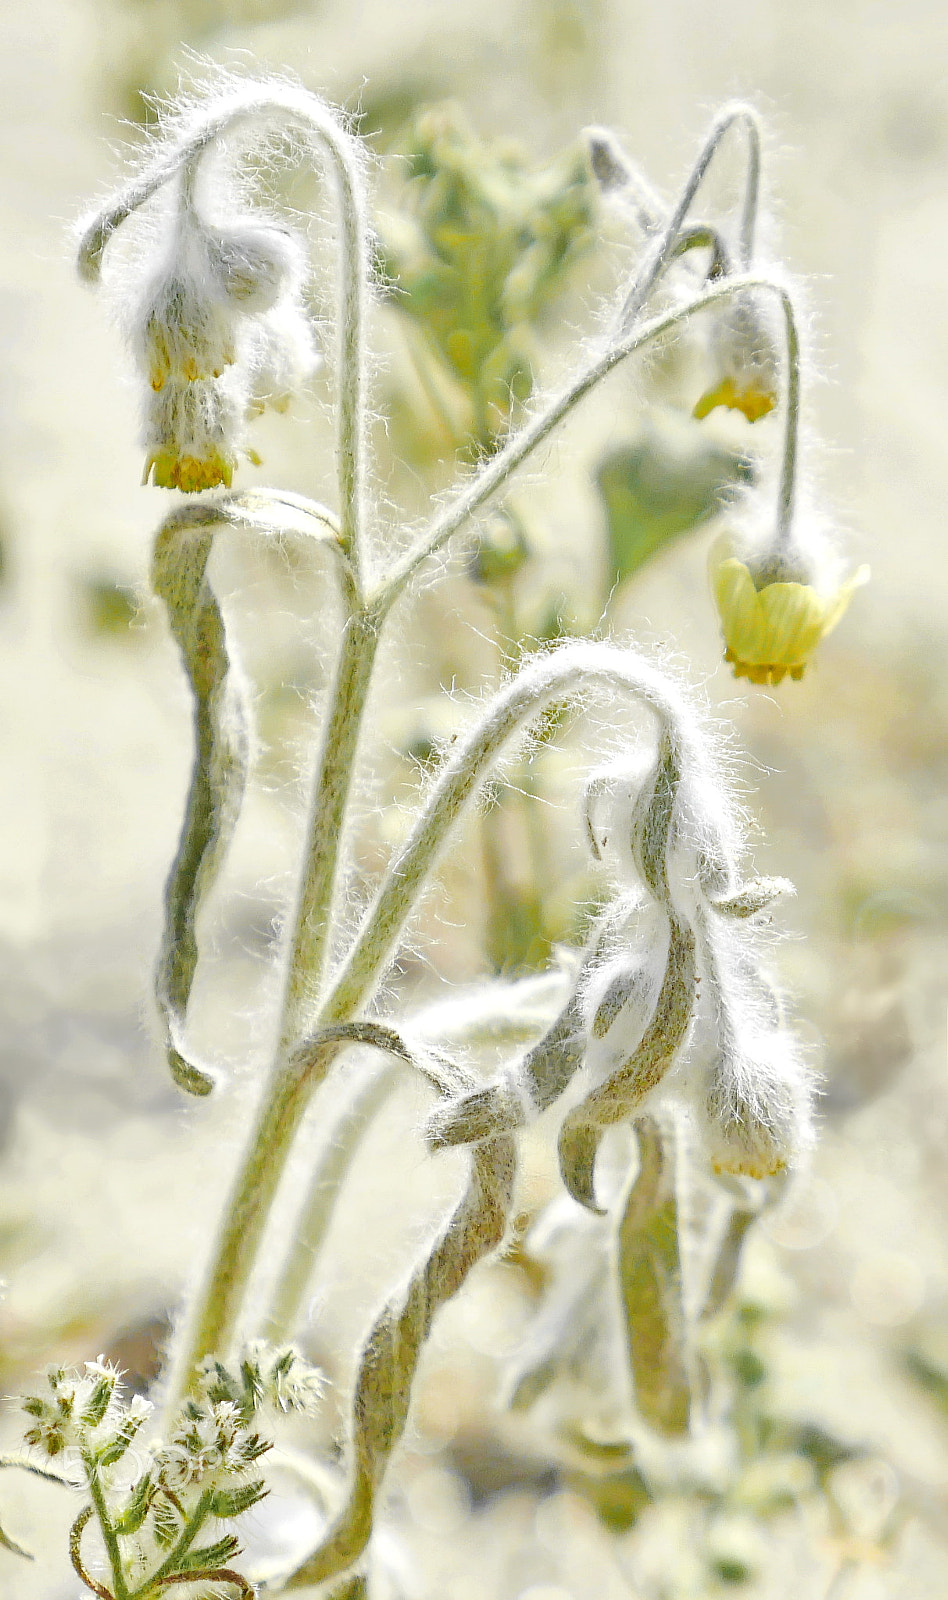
[558, 918, 696, 1210]
[152, 515, 249, 1094]
[711, 876, 794, 919]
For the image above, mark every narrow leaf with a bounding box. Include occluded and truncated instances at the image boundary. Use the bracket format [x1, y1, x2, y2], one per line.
[151, 513, 250, 1094]
[616, 1120, 693, 1437]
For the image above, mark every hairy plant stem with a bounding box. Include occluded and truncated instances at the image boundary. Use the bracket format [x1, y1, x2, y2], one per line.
[774, 285, 801, 545]
[168, 275, 792, 1406]
[86, 1460, 130, 1600]
[379, 273, 794, 608]
[262, 1061, 397, 1341]
[617, 101, 762, 332]
[277, 606, 381, 1042]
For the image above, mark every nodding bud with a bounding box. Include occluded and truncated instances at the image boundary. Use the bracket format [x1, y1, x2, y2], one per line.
[204, 220, 306, 311]
[583, 125, 661, 232]
[704, 1028, 815, 1178]
[129, 200, 317, 491]
[693, 292, 780, 423]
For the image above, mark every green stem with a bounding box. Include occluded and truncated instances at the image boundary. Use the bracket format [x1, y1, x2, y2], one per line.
[134, 1491, 213, 1594]
[775, 287, 801, 545]
[86, 1462, 130, 1600]
[378, 273, 795, 609]
[278, 607, 381, 1043]
[262, 1060, 398, 1341]
[618, 102, 762, 332]
[319, 643, 688, 1028]
[164, 1042, 335, 1407]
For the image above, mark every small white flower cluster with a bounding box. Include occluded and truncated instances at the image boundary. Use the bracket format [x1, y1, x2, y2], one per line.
[19, 1344, 325, 1582]
[132, 195, 318, 491]
[21, 1356, 151, 1463]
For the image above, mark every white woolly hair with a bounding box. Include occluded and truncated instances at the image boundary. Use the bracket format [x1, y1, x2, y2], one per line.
[689, 909, 816, 1179]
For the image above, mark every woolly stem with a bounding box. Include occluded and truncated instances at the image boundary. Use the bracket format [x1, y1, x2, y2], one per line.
[278, 606, 381, 1042]
[617, 102, 763, 331]
[262, 1060, 398, 1341]
[164, 1038, 339, 1411]
[774, 286, 801, 545]
[78, 81, 372, 590]
[319, 643, 694, 1026]
[376, 273, 791, 610]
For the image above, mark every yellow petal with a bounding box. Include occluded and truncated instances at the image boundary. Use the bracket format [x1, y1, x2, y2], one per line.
[820, 563, 870, 637]
[694, 376, 776, 423]
[712, 557, 767, 660]
[755, 582, 826, 667]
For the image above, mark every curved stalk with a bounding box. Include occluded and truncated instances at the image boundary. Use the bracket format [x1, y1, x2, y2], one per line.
[78, 80, 373, 590]
[618, 101, 763, 331]
[262, 1060, 398, 1341]
[319, 643, 693, 1025]
[169, 275, 798, 1395]
[377, 273, 798, 611]
[277, 605, 382, 1041]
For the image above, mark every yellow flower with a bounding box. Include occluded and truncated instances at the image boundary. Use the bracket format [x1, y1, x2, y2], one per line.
[693, 375, 776, 423]
[144, 449, 235, 493]
[710, 539, 869, 685]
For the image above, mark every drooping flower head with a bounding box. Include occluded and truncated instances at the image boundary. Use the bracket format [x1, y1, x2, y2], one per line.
[710, 524, 868, 686]
[78, 83, 325, 493]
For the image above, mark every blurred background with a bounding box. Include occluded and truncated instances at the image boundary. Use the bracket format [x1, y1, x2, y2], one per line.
[1, 0, 947, 1594]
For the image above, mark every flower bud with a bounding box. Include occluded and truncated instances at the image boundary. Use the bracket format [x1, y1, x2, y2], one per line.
[126, 200, 315, 490]
[703, 1027, 814, 1178]
[694, 293, 779, 425]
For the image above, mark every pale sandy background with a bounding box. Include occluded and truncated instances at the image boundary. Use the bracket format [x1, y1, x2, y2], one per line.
[1, 0, 947, 1595]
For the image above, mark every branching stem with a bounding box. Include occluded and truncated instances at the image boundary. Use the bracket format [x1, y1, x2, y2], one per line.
[378, 273, 798, 610]
[168, 268, 799, 1401]
[617, 101, 762, 330]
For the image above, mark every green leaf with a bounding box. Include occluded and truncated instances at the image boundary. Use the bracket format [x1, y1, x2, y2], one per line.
[113, 1472, 154, 1535]
[596, 415, 752, 589]
[174, 1532, 241, 1572]
[151, 514, 249, 1096]
[616, 1120, 694, 1437]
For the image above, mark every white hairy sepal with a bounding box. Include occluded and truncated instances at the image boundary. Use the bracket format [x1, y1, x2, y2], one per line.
[134, 204, 305, 386]
[704, 1027, 814, 1179]
[581, 907, 671, 1081]
[585, 729, 743, 907]
[245, 299, 320, 413]
[689, 910, 815, 1178]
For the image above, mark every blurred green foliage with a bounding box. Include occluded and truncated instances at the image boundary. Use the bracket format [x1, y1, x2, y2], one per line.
[382, 104, 596, 455]
[597, 415, 752, 590]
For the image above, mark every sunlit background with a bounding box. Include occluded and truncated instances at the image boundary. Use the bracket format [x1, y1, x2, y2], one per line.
[2, 0, 947, 1594]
